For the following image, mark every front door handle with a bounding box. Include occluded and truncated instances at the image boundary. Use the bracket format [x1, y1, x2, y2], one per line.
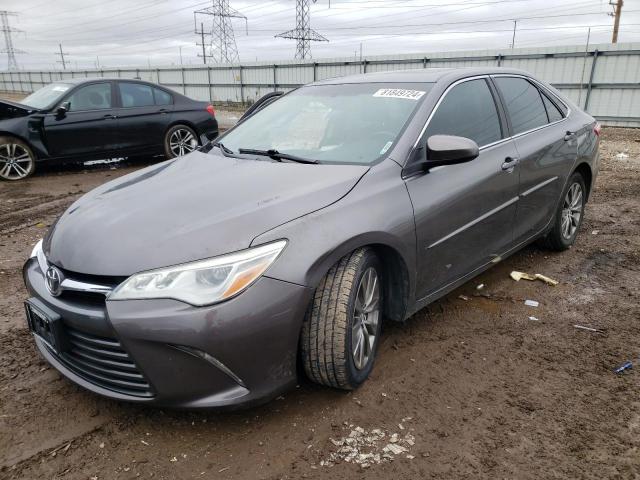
[158, 108, 168, 114]
[103, 114, 117, 119]
[501, 156, 519, 171]
[564, 130, 576, 141]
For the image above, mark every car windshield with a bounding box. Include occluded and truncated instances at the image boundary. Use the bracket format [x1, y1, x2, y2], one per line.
[21, 83, 73, 109]
[220, 82, 433, 165]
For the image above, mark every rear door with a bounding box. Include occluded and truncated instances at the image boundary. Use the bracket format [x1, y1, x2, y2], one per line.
[405, 77, 520, 299]
[492, 76, 577, 245]
[42, 82, 119, 158]
[114, 82, 175, 154]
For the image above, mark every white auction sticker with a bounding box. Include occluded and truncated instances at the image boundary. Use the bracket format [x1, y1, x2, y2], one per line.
[373, 88, 425, 100]
[52, 86, 70, 92]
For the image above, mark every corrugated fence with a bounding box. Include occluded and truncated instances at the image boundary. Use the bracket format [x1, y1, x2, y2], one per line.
[1, 42, 639, 127]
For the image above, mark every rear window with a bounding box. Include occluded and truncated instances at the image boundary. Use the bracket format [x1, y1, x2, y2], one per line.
[119, 82, 155, 108]
[494, 77, 548, 135]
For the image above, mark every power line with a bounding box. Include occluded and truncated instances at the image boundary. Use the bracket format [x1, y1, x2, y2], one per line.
[0, 10, 24, 70]
[276, 0, 328, 59]
[195, 1, 247, 64]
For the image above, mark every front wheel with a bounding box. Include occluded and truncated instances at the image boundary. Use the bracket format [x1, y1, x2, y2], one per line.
[301, 248, 383, 390]
[0, 137, 36, 181]
[164, 125, 199, 158]
[543, 172, 586, 251]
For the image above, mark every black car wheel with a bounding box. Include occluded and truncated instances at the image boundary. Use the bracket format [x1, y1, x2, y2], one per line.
[543, 171, 587, 251]
[0, 137, 35, 181]
[301, 247, 383, 390]
[164, 125, 199, 158]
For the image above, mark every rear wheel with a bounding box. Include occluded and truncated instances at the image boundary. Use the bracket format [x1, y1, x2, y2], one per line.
[164, 125, 199, 158]
[543, 172, 586, 251]
[0, 137, 35, 181]
[301, 248, 383, 390]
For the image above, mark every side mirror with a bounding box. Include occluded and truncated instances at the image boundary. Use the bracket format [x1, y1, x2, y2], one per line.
[425, 135, 479, 168]
[56, 102, 70, 117]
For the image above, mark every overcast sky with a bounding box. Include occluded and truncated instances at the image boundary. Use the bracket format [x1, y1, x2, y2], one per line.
[3, 0, 640, 70]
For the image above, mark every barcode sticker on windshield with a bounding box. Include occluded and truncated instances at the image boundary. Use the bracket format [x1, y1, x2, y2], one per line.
[373, 88, 425, 100]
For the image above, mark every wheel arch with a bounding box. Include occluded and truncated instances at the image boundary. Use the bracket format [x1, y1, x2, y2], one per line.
[165, 120, 201, 142]
[303, 236, 413, 323]
[573, 162, 593, 201]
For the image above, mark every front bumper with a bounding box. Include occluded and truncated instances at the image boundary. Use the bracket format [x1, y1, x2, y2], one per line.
[23, 257, 313, 408]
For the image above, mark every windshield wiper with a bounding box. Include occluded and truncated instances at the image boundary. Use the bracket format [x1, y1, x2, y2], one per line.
[212, 141, 236, 157]
[237, 148, 318, 164]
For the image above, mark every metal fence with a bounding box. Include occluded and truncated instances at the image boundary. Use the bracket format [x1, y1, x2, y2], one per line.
[1, 42, 639, 127]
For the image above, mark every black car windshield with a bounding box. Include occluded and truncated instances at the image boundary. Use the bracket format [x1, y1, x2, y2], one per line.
[220, 82, 433, 165]
[21, 83, 73, 109]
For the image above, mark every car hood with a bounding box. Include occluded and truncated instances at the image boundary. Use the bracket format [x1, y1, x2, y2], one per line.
[0, 99, 37, 120]
[44, 151, 369, 276]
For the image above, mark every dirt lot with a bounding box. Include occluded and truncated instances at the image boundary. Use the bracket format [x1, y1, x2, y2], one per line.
[0, 128, 639, 479]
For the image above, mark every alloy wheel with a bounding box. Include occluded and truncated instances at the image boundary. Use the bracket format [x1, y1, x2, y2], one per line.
[561, 182, 583, 240]
[169, 129, 198, 157]
[351, 267, 380, 370]
[0, 143, 33, 180]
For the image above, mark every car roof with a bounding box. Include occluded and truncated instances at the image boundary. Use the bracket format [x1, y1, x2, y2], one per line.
[53, 77, 154, 85]
[309, 67, 533, 86]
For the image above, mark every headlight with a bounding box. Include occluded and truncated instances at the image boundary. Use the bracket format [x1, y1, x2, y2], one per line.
[108, 240, 287, 306]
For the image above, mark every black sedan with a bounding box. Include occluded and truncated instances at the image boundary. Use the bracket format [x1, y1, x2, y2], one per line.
[0, 78, 218, 180]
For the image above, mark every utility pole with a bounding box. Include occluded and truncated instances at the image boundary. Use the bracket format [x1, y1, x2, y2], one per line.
[609, 0, 623, 43]
[276, 0, 328, 60]
[56, 43, 68, 70]
[0, 10, 24, 70]
[196, 21, 212, 64]
[194, 1, 247, 64]
[510, 20, 517, 49]
[179, 46, 184, 65]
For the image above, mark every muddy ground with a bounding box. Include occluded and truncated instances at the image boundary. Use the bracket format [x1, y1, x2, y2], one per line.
[0, 127, 639, 480]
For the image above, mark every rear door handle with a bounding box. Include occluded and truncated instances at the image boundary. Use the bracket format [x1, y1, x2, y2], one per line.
[103, 114, 117, 119]
[564, 130, 576, 141]
[158, 108, 168, 114]
[501, 156, 519, 171]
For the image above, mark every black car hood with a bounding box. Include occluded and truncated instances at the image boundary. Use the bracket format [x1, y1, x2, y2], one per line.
[44, 151, 369, 276]
[0, 99, 37, 120]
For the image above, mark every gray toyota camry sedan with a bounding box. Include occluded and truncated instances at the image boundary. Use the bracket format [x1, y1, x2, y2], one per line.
[24, 67, 599, 408]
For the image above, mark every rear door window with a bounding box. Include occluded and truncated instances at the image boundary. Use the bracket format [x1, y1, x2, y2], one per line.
[153, 88, 172, 106]
[119, 82, 155, 108]
[494, 77, 548, 135]
[424, 78, 502, 147]
[541, 92, 564, 123]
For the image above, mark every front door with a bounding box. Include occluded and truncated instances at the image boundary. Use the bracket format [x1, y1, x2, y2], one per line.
[43, 81, 119, 159]
[405, 77, 520, 299]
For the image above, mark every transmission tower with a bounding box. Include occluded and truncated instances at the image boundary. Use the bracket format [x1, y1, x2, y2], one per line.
[276, 0, 328, 60]
[194, 1, 247, 64]
[0, 11, 24, 70]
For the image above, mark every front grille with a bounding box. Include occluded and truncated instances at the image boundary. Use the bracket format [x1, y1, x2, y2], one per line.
[57, 267, 125, 307]
[52, 326, 154, 398]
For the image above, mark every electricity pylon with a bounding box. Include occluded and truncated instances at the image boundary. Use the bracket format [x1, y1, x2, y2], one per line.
[0, 11, 24, 70]
[276, 0, 328, 60]
[194, 1, 247, 64]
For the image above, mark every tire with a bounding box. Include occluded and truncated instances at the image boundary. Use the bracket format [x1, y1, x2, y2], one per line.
[0, 136, 36, 181]
[543, 171, 587, 251]
[164, 125, 199, 158]
[301, 248, 383, 390]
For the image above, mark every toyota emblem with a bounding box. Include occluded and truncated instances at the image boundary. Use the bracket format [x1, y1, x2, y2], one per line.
[45, 266, 63, 297]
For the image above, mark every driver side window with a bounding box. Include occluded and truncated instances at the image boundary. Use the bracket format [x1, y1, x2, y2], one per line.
[65, 83, 112, 112]
[424, 79, 503, 148]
